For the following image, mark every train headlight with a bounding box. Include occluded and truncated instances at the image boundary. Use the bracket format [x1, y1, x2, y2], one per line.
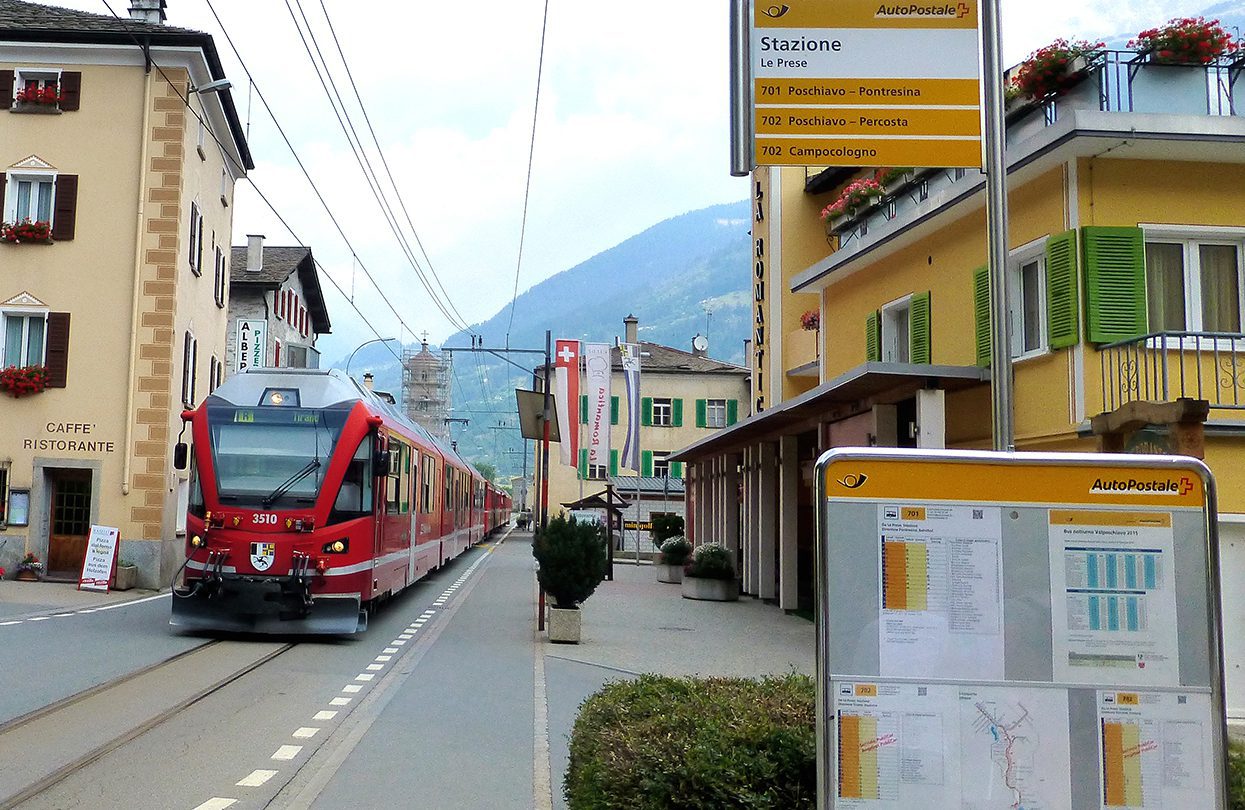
[190, 535, 204, 548]
[322, 539, 348, 554]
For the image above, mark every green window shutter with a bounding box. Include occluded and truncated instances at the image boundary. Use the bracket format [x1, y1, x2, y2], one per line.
[641, 397, 653, 426]
[610, 449, 619, 476]
[580, 394, 588, 424]
[578, 448, 588, 480]
[641, 451, 653, 477]
[727, 399, 739, 425]
[973, 266, 991, 367]
[910, 290, 931, 364]
[671, 462, 684, 480]
[1046, 229, 1080, 349]
[1083, 226, 1147, 344]
[610, 396, 619, 425]
[865, 310, 881, 362]
[695, 399, 707, 428]
[672, 398, 684, 427]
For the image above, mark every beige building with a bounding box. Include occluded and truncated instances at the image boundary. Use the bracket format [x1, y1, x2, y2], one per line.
[0, 0, 251, 586]
[535, 316, 749, 551]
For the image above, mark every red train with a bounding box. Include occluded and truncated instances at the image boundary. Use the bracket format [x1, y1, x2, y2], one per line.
[170, 367, 511, 634]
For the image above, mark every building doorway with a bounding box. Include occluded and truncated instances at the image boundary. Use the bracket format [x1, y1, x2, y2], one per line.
[46, 468, 92, 577]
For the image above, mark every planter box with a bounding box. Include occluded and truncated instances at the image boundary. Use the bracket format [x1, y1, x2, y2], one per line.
[10, 102, 61, 114]
[681, 575, 739, 602]
[1130, 62, 1209, 116]
[655, 563, 683, 584]
[113, 565, 137, 591]
[548, 605, 581, 643]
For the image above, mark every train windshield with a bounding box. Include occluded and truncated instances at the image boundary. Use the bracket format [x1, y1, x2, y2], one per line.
[206, 405, 350, 508]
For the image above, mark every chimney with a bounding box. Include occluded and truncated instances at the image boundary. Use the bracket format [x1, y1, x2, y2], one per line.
[246, 234, 264, 272]
[128, 0, 167, 24]
[362, 372, 374, 391]
[623, 314, 638, 345]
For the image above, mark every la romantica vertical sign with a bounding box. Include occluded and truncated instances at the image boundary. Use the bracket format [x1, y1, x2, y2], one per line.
[752, 0, 982, 168]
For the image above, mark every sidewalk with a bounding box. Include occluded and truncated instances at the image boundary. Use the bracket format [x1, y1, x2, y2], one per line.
[0, 578, 159, 620]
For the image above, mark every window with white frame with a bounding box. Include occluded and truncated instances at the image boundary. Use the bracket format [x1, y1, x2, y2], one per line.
[587, 462, 608, 480]
[706, 399, 727, 429]
[181, 331, 198, 406]
[2, 310, 47, 367]
[651, 397, 673, 427]
[652, 452, 671, 478]
[187, 202, 203, 276]
[1009, 249, 1047, 358]
[881, 297, 911, 363]
[4, 172, 54, 225]
[1145, 235, 1244, 334]
[12, 68, 59, 107]
[214, 245, 226, 307]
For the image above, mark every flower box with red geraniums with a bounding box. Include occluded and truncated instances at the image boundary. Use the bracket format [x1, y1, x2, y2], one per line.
[820, 177, 884, 226]
[800, 310, 820, 331]
[13, 84, 62, 106]
[1130, 17, 1238, 65]
[0, 219, 52, 244]
[0, 365, 51, 398]
[1013, 39, 1105, 101]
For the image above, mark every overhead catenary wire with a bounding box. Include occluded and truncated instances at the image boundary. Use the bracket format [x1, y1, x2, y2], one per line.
[97, 0, 405, 367]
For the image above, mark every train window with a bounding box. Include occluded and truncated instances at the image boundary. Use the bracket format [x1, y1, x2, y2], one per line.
[421, 455, 435, 513]
[386, 439, 402, 516]
[399, 444, 411, 514]
[444, 465, 452, 514]
[188, 444, 205, 519]
[331, 437, 373, 523]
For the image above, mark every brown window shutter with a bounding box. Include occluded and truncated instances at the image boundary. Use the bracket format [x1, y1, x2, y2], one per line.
[0, 174, 6, 220]
[52, 174, 77, 240]
[58, 71, 81, 111]
[0, 70, 12, 107]
[45, 312, 70, 387]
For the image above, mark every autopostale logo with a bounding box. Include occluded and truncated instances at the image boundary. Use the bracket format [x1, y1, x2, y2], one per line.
[874, 2, 970, 19]
[1089, 476, 1195, 497]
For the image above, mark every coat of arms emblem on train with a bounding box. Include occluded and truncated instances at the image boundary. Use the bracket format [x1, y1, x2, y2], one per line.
[250, 542, 276, 572]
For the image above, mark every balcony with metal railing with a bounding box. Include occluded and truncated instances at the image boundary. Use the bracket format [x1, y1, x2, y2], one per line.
[1099, 331, 1245, 413]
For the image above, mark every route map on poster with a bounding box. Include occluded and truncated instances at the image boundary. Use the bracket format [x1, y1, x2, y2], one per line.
[958, 686, 1071, 810]
[878, 504, 1004, 679]
[1096, 690, 1214, 808]
[1049, 511, 1180, 686]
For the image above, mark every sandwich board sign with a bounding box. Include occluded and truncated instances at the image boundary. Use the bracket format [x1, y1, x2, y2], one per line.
[814, 448, 1227, 808]
[79, 524, 121, 592]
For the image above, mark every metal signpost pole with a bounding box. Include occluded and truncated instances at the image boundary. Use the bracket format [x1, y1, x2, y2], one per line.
[729, 0, 752, 177]
[981, 0, 1015, 451]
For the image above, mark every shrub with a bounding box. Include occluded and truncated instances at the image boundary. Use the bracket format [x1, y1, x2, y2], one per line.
[650, 513, 684, 545]
[684, 542, 735, 580]
[657, 536, 692, 566]
[565, 673, 816, 809]
[1231, 739, 1245, 810]
[533, 514, 607, 608]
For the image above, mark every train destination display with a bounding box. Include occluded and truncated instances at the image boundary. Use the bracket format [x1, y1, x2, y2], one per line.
[751, 0, 982, 167]
[815, 449, 1227, 809]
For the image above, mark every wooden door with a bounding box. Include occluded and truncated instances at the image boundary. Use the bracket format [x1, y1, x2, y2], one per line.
[47, 469, 92, 575]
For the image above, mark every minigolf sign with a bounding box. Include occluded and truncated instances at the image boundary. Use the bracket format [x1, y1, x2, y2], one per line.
[814, 448, 1227, 809]
[79, 524, 120, 592]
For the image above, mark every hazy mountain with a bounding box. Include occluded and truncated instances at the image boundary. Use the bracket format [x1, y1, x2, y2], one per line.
[334, 200, 753, 480]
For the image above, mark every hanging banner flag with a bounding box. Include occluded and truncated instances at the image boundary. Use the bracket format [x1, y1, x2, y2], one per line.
[620, 342, 641, 472]
[554, 339, 581, 467]
[584, 343, 612, 466]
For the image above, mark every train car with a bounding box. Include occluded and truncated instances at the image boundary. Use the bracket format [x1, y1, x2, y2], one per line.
[169, 367, 491, 635]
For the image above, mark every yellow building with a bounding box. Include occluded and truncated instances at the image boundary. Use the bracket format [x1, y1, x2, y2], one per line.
[675, 51, 1245, 716]
[536, 316, 749, 553]
[0, 1, 251, 586]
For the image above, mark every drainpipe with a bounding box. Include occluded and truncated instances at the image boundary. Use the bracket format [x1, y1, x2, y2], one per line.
[122, 68, 153, 495]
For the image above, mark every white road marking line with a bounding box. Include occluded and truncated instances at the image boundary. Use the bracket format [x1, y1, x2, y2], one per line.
[293, 727, 320, 739]
[397, 634, 412, 639]
[330, 697, 352, 706]
[271, 745, 302, 761]
[375, 655, 392, 662]
[391, 639, 406, 646]
[383, 647, 398, 653]
[92, 593, 168, 611]
[342, 685, 363, 693]
[313, 710, 338, 720]
[29, 617, 50, 622]
[0, 621, 21, 626]
[354, 673, 375, 682]
[53, 613, 75, 617]
[236, 769, 278, 787]
[366, 663, 384, 671]
[421, 611, 435, 617]
[192, 799, 237, 810]
[77, 609, 97, 614]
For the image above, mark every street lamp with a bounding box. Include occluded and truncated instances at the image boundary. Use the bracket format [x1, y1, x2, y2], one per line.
[345, 337, 397, 377]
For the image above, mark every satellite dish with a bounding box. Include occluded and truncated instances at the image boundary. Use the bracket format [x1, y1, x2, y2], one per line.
[692, 335, 708, 352]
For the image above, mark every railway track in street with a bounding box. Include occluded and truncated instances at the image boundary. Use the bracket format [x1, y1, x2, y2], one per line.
[0, 639, 294, 809]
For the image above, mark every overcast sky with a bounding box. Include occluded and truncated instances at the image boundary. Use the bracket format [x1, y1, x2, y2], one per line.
[57, 0, 1213, 359]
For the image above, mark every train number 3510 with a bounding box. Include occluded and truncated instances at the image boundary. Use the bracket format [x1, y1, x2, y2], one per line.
[252, 513, 278, 525]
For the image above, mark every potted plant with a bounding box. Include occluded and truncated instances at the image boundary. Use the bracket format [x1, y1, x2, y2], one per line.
[681, 543, 739, 602]
[15, 552, 44, 582]
[533, 514, 607, 643]
[114, 559, 138, 591]
[655, 536, 692, 583]
[1130, 17, 1237, 64]
[1013, 38, 1105, 102]
[0, 365, 51, 397]
[1, 219, 53, 244]
[800, 309, 820, 332]
[820, 177, 884, 234]
[12, 82, 62, 112]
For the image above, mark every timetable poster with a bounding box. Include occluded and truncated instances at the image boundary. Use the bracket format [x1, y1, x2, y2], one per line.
[877, 504, 1004, 679]
[1096, 690, 1213, 808]
[1049, 511, 1180, 686]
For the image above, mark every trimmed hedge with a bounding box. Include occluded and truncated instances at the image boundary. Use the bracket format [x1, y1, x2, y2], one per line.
[565, 674, 816, 809]
[1232, 740, 1245, 810]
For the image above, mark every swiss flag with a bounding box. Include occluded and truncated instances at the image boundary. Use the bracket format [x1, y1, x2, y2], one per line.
[554, 339, 581, 467]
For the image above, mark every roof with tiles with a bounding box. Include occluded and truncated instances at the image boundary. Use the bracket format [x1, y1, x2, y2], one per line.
[0, 0, 198, 34]
[230, 245, 331, 335]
